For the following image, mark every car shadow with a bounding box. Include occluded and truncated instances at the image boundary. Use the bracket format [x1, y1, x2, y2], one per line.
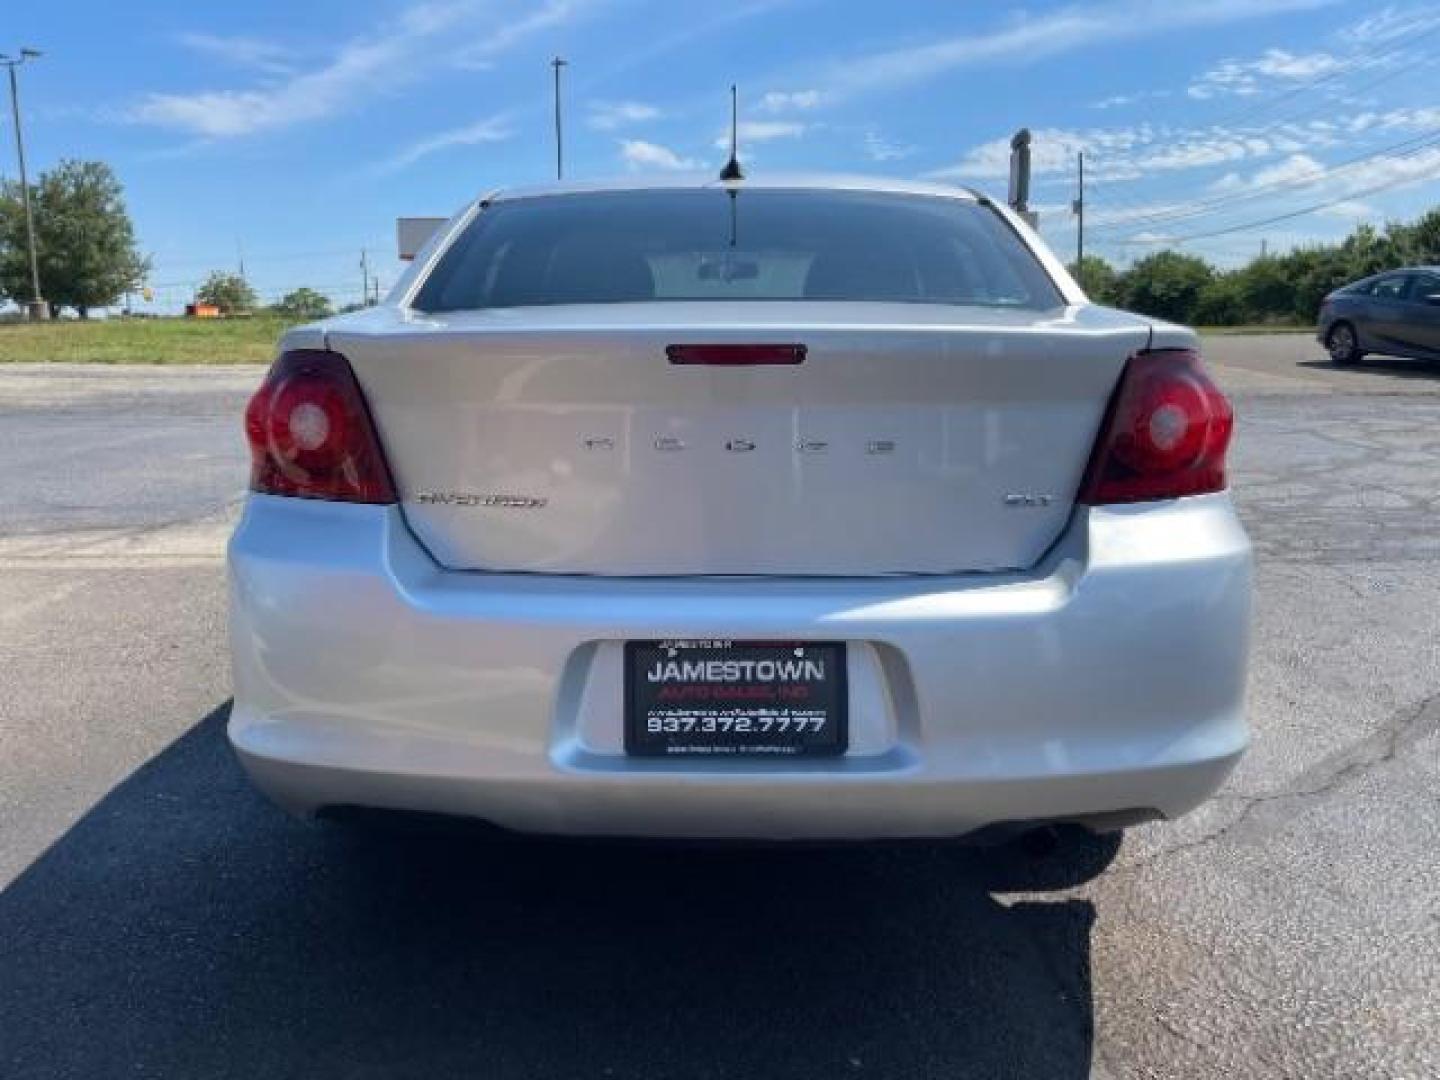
[1298, 355, 1440, 381]
[0, 703, 1117, 1080]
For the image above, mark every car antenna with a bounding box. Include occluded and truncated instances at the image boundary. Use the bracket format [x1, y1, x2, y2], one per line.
[719, 84, 744, 182]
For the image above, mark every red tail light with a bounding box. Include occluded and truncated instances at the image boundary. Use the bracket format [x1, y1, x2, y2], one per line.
[244, 349, 396, 503]
[1078, 348, 1233, 504]
[667, 343, 806, 365]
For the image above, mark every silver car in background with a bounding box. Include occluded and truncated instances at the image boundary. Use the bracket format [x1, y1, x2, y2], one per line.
[1318, 267, 1440, 365]
[228, 176, 1250, 846]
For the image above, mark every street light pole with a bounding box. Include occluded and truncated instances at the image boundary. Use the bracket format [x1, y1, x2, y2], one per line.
[2, 48, 46, 320]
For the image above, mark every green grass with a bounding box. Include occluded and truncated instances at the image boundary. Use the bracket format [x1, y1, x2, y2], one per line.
[0, 312, 1316, 364]
[0, 314, 299, 364]
[1197, 324, 1312, 335]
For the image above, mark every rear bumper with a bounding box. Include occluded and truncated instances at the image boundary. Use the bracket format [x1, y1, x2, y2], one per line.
[228, 494, 1251, 840]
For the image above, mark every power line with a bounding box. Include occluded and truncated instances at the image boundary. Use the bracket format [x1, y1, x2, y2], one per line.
[1079, 70, 1440, 242]
[151, 243, 392, 270]
[1182, 35, 1426, 136]
[1123, 160, 1440, 246]
[1092, 33, 1437, 196]
[1088, 128, 1440, 235]
[1082, 25, 1440, 215]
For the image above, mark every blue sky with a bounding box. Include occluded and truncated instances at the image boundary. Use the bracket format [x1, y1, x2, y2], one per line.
[7, 0, 1440, 310]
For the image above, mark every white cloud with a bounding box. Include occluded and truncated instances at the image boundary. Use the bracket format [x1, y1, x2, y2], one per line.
[1323, 147, 1440, 195]
[1087, 201, 1192, 228]
[1347, 4, 1440, 44]
[1350, 106, 1440, 134]
[446, 0, 585, 71]
[925, 111, 1414, 185]
[757, 90, 822, 112]
[1139, 137, 1260, 172]
[863, 130, 914, 162]
[1188, 48, 1343, 99]
[713, 120, 805, 149]
[175, 33, 293, 75]
[587, 101, 661, 131]
[1210, 153, 1325, 192]
[1254, 49, 1342, 79]
[1127, 230, 1179, 245]
[132, 87, 330, 139]
[620, 139, 700, 171]
[1319, 200, 1376, 219]
[1105, 147, 1440, 246]
[1214, 146, 1440, 203]
[1090, 90, 1170, 110]
[800, 0, 1340, 104]
[929, 124, 1161, 180]
[133, 1, 587, 138]
[383, 116, 513, 171]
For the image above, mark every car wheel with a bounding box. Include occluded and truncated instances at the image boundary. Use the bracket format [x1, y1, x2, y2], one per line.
[1327, 322, 1362, 366]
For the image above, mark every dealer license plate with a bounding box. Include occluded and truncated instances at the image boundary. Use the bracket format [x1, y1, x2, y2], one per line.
[625, 640, 847, 757]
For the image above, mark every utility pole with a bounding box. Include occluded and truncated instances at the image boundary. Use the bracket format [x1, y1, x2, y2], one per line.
[1260, 238, 1268, 259]
[360, 248, 370, 308]
[2, 48, 46, 320]
[551, 56, 567, 181]
[1073, 150, 1085, 267]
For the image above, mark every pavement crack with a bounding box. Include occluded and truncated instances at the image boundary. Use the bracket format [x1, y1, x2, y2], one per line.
[1149, 1010, 1213, 1057]
[1126, 689, 1440, 870]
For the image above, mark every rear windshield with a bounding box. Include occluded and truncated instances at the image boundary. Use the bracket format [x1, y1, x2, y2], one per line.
[412, 189, 1063, 311]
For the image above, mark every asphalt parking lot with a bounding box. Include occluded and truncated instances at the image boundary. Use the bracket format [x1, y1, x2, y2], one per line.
[2, 335, 1437, 1079]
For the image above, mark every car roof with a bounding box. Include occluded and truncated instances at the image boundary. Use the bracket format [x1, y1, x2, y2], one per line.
[487, 173, 986, 204]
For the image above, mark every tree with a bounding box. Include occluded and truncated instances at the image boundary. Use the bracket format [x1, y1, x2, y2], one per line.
[0, 160, 149, 317]
[1068, 255, 1119, 305]
[1192, 273, 1248, 326]
[1085, 203, 1440, 325]
[1234, 256, 1292, 323]
[196, 271, 257, 314]
[1116, 251, 1215, 324]
[1337, 222, 1400, 281]
[1284, 246, 1354, 323]
[1397, 208, 1440, 265]
[273, 287, 333, 320]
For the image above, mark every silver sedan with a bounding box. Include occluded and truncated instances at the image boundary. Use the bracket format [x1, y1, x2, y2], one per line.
[228, 176, 1251, 847]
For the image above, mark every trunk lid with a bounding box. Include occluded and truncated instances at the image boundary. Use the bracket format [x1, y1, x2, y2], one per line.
[332, 302, 1153, 576]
